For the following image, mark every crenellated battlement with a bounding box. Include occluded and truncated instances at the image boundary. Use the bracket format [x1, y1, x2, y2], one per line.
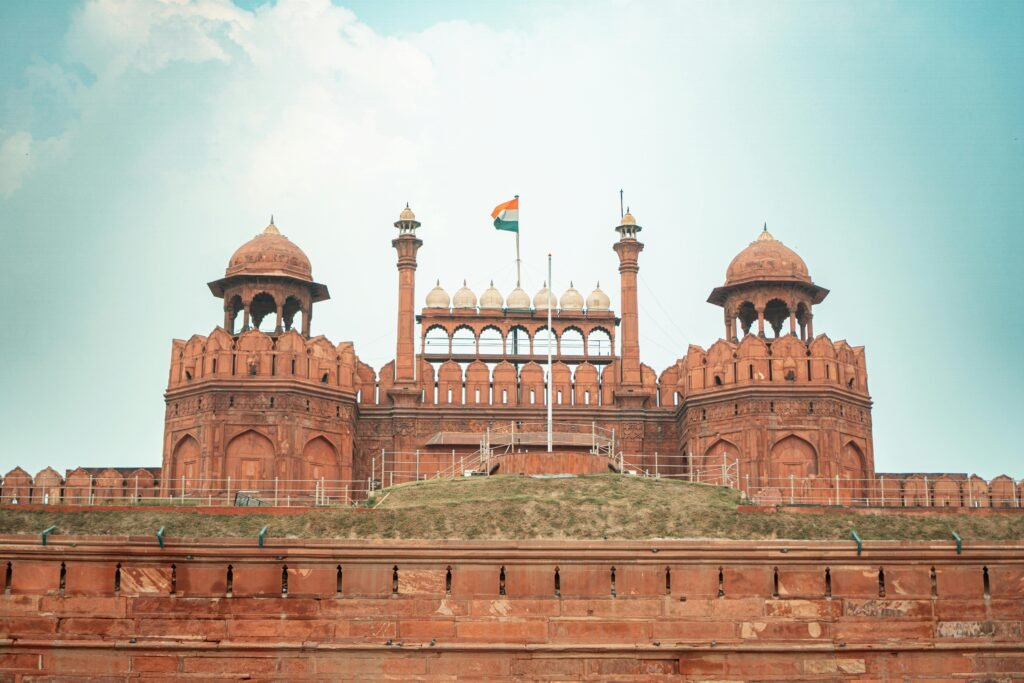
[672, 334, 868, 397]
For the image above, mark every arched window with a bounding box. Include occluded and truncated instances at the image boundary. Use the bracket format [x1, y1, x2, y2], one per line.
[226, 295, 244, 334]
[451, 326, 476, 355]
[764, 299, 790, 338]
[534, 327, 557, 356]
[561, 327, 585, 355]
[508, 326, 531, 356]
[587, 328, 613, 356]
[283, 296, 303, 332]
[478, 326, 503, 355]
[737, 301, 756, 337]
[424, 326, 449, 354]
[250, 292, 277, 332]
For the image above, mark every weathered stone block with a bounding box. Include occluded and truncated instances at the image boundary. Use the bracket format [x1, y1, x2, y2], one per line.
[64, 562, 116, 596]
[548, 618, 651, 642]
[232, 564, 284, 597]
[120, 566, 172, 595]
[9, 561, 60, 595]
[455, 618, 548, 642]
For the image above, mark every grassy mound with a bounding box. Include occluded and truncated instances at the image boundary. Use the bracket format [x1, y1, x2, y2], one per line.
[0, 475, 1020, 542]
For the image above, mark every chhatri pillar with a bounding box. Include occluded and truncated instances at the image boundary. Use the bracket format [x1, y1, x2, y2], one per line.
[389, 204, 424, 405]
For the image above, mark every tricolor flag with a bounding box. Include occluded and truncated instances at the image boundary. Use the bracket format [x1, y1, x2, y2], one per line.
[491, 196, 519, 232]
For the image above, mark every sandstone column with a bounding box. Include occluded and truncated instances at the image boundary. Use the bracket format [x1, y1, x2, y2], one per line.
[389, 205, 423, 405]
[612, 211, 652, 408]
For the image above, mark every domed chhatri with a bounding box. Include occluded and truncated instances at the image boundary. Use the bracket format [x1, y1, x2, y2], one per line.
[724, 224, 810, 286]
[560, 282, 584, 311]
[425, 280, 450, 309]
[452, 280, 478, 309]
[506, 286, 531, 310]
[615, 209, 642, 240]
[479, 281, 504, 310]
[226, 219, 313, 282]
[586, 282, 610, 311]
[533, 282, 557, 310]
[394, 202, 421, 235]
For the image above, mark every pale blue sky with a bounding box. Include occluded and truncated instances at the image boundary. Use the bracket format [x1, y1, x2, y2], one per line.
[1, 0, 1021, 477]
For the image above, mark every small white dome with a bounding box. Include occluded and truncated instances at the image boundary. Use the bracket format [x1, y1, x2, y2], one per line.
[480, 281, 503, 309]
[533, 282, 557, 310]
[452, 280, 477, 309]
[586, 282, 610, 310]
[560, 282, 584, 310]
[425, 280, 450, 308]
[506, 286, 531, 309]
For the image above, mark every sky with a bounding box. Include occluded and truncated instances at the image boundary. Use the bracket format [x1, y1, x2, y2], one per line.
[1, 0, 1022, 478]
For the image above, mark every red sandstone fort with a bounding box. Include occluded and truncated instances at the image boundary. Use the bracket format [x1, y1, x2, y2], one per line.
[2, 206, 1022, 680]
[2, 207, 1022, 504]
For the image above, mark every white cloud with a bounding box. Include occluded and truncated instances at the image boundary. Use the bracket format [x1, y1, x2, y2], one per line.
[0, 131, 33, 196]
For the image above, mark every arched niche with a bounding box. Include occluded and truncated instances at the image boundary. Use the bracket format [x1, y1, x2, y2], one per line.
[301, 436, 339, 485]
[171, 434, 201, 494]
[225, 430, 274, 491]
[699, 439, 740, 485]
[769, 434, 817, 483]
[837, 441, 867, 504]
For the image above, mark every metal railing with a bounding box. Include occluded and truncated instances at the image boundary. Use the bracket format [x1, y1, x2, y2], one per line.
[3, 452, 1020, 510]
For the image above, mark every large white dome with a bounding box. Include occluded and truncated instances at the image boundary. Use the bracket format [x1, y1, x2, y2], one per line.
[506, 286, 531, 309]
[479, 281, 504, 309]
[425, 280, 450, 308]
[586, 283, 610, 311]
[452, 281, 477, 309]
[560, 282, 584, 310]
[533, 283, 557, 310]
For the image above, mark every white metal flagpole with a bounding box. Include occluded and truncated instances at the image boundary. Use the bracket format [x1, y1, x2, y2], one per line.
[547, 253, 553, 453]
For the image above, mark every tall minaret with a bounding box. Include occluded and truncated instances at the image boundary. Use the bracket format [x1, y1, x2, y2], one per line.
[612, 210, 649, 404]
[391, 204, 422, 401]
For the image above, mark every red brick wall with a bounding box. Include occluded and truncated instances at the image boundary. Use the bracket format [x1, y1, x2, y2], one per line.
[1, 536, 1022, 679]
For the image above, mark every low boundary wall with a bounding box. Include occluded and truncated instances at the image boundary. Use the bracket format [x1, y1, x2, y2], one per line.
[1, 536, 1022, 679]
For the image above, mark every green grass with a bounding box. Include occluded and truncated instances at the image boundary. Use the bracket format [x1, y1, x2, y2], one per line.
[0, 475, 1021, 542]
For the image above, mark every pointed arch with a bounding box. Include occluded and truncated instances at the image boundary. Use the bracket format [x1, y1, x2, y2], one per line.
[301, 436, 340, 484]
[465, 360, 490, 405]
[699, 439, 740, 485]
[171, 434, 201, 495]
[574, 362, 599, 406]
[769, 434, 817, 483]
[837, 441, 867, 504]
[519, 362, 545, 405]
[492, 361, 517, 405]
[437, 360, 464, 405]
[551, 361, 572, 405]
[225, 430, 274, 490]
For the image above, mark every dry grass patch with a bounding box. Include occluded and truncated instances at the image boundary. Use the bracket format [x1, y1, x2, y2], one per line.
[0, 475, 1021, 542]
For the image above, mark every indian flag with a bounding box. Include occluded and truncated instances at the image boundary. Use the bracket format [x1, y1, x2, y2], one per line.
[491, 196, 519, 232]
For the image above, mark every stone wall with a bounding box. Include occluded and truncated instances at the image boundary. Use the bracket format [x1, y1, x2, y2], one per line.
[1, 536, 1021, 679]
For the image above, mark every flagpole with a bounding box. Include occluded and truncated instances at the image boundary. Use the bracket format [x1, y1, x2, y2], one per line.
[514, 195, 521, 286]
[547, 253, 553, 453]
